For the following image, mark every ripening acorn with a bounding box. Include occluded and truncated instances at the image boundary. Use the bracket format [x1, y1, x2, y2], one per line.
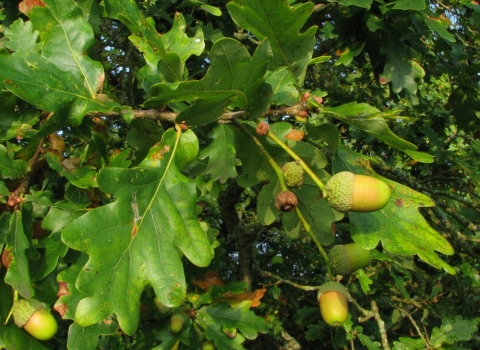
[317, 282, 349, 327]
[328, 243, 371, 276]
[169, 313, 186, 334]
[202, 340, 216, 350]
[324, 171, 390, 212]
[13, 299, 58, 341]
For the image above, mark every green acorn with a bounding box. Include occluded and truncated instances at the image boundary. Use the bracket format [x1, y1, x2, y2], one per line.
[328, 243, 371, 276]
[202, 340, 216, 350]
[13, 299, 58, 341]
[317, 282, 349, 327]
[324, 171, 390, 212]
[170, 313, 186, 334]
[282, 162, 304, 187]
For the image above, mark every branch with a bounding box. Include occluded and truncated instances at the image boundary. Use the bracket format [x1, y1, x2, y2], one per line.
[86, 103, 309, 124]
[259, 270, 321, 291]
[398, 307, 430, 349]
[372, 301, 391, 350]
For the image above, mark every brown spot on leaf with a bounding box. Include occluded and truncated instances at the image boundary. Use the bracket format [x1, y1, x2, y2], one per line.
[19, 0, 45, 14]
[57, 281, 70, 297]
[395, 198, 403, 207]
[152, 145, 170, 160]
[1, 249, 12, 269]
[53, 302, 68, 318]
[193, 271, 224, 290]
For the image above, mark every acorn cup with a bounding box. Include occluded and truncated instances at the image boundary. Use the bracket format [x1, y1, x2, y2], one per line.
[324, 171, 391, 213]
[12, 299, 58, 341]
[317, 282, 349, 327]
[282, 162, 304, 187]
[328, 243, 371, 276]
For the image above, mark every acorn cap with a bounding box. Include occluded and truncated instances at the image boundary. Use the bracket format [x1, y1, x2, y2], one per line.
[317, 281, 349, 300]
[324, 172, 355, 212]
[12, 299, 45, 328]
[329, 243, 371, 275]
[282, 162, 304, 187]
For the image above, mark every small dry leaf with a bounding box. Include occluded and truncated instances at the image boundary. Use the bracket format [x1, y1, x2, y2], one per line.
[216, 288, 267, 308]
[285, 129, 304, 141]
[193, 271, 224, 290]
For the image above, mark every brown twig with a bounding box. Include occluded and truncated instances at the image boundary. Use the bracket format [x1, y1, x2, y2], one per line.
[372, 301, 390, 350]
[259, 270, 321, 291]
[86, 103, 309, 124]
[398, 307, 430, 349]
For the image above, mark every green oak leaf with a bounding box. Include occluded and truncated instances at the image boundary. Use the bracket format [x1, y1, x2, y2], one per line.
[0, 323, 50, 350]
[2, 211, 34, 298]
[46, 151, 98, 189]
[227, 0, 317, 88]
[266, 67, 299, 106]
[335, 0, 373, 9]
[55, 253, 89, 320]
[424, 15, 456, 43]
[388, 0, 426, 10]
[198, 124, 240, 183]
[34, 187, 90, 280]
[66, 322, 119, 350]
[318, 102, 433, 162]
[0, 91, 39, 142]
[146, 38, 272, 126]
[333, 147, 455, 274]
[0, 145, 29, 179]
[0, 6, 121, 136]
[104, 0, 204, 89]
[61, 129, 213, 335]
[195, 301, 271, 349]
[27, 0, 103, 97]
[2, 18, 40, 53]
[380, 37, 425, 94]
[429, 316, 480, 347]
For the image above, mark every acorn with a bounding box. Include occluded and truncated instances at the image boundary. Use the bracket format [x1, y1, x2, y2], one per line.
[282, 162, 304, 187]
[324, 171, 390, 212]
[13, 299, 58, 341]
[328, 243, 371, 276]
[275, 191, 298, 212]
[317, 282, 349, 327]
[169, 313, 186, 334]
[202, 340, 216, 350]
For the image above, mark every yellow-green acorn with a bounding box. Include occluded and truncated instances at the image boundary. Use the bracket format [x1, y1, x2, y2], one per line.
[328, 243, 371, 276]
[169, 313, 186, 334]
[324, 171, 390, 212]
[282, 162, 304, 187]
[13, 299, 58, 341]
[317, 282, 349, 327]
[202, 340, 216, 350]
